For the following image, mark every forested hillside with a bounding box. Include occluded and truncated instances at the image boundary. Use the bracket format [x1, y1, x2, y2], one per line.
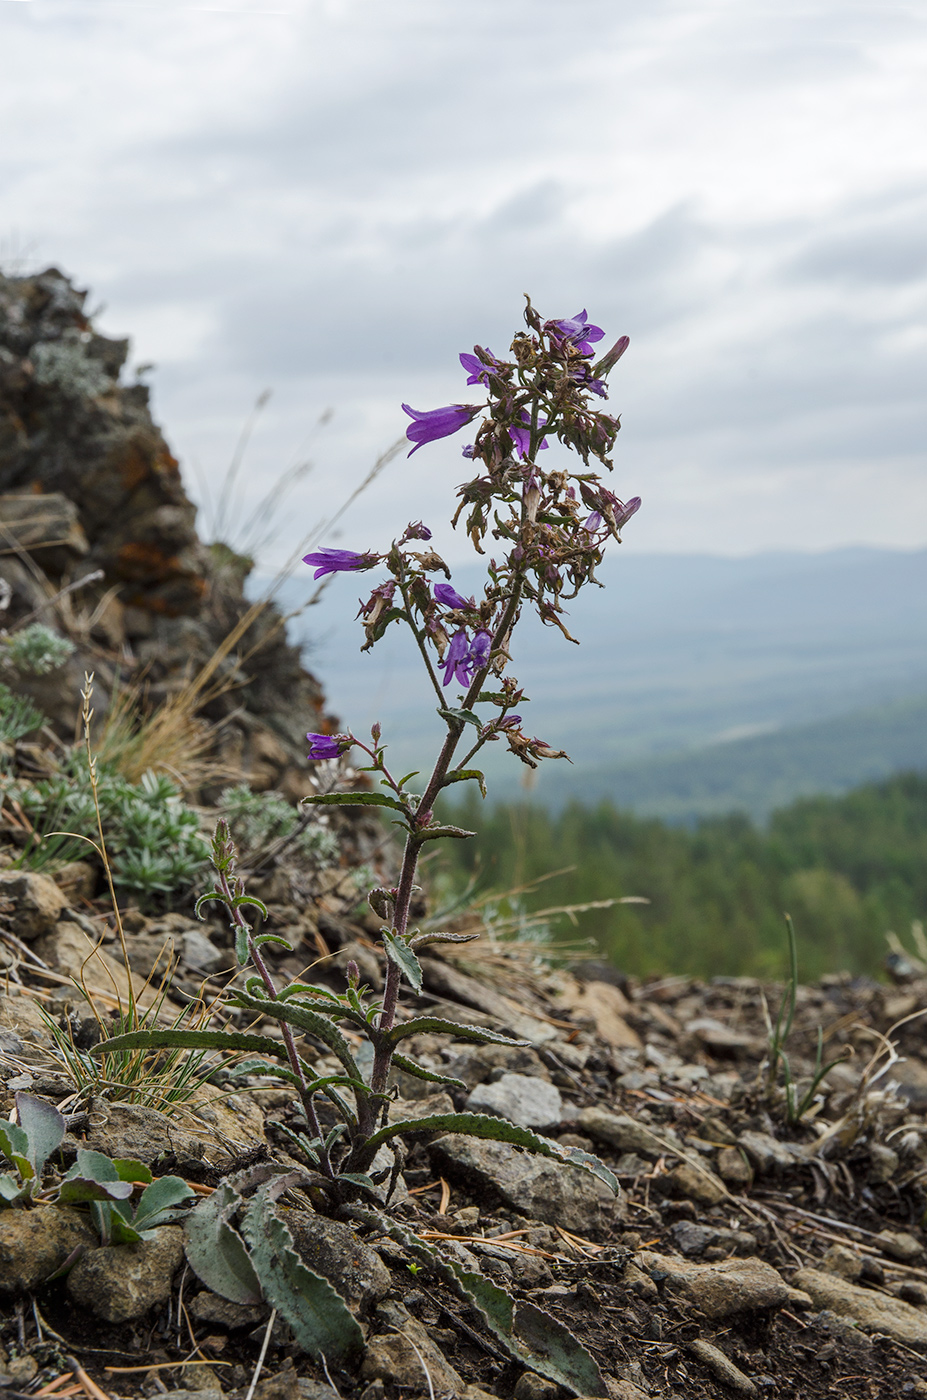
[437, 772, 927, 981]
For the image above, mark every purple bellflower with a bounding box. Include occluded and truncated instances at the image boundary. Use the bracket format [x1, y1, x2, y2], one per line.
[303, 548, 376, 579]
[549, 310, 605, 356]
[459, 348, 499, 386]
[615, 496, 642, 529]
[509, 410, 550, 461]
[402, 403, 480, 456]
[434, 582, 473, 610]
[306, 732, 350, 760]
[440, 628, 492, 688]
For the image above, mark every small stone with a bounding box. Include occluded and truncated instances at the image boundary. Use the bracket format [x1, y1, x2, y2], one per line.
[182, 928, 226, 974]
[616, 1153, 651, 1177]
[255, 1363, 300, 1400]
[361, 1312, 462, 1392]
[451, 1205, 480, 1229]
[67, 1225, 184, 1322]
[514, 1374, 560, 1400]
[0, 1205, 97, 1296]
[717, 1147, 752, 1186]
[795, 1268, 927, 1345]
[688, 1339, 757, 1396]
[877, 1229, 923, 1262]
[190, 1292, 266, 1329]
[578, 1106, 676, 1159]
[466, 1072, 563, 1129]
[737, 1130, 801, 1174]
[820, 1244, 863, 1281]
[659, 1161, 727, 1205]
[698, 1116, 738, 1147]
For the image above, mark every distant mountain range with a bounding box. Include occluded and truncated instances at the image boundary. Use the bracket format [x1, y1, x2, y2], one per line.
[264, 546, 927, 823]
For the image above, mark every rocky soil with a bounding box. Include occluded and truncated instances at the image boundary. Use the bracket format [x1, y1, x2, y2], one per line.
[3, 868, 927, 1400]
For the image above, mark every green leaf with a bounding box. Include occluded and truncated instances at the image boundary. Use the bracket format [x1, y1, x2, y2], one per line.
[134, 1175, 195, 1231]
[414, 823, 477, 843]
[240, 1178, 364, 1363]
[14, 1093, 65, 1178]
[92, 1028, 292, 1062]
[360, 1112, 620, 1197]
[301, 791, 411, 816]
[385, 1017, 528, 1048]
[443, 768, 487, 798]
[391, 1053, 467, 1090]
[409, 930, 480, 951]
[231, 991, 362, 1083]
[448, 1266, 606, 1396]
[184, 1179, 264, 1306]
[382, 931, 423, 994]
[195, 890, 228, 920]
[396, 770, 420, 789]
[112, 1160, 153, 1184]
[56, 1174, 135, 1207]
[0, 1173, 28, 1205]
[0, 1121, 33, 1181]
[475, 691, 508, 705]
[235, 922, 250, 965]
[437, 707, 482, 729]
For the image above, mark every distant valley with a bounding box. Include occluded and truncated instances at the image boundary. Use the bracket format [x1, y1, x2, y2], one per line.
[263, 546, 927, 823]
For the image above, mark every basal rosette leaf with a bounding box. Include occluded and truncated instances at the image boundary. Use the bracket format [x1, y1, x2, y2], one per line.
[14, 1093, 65, 1178]
[240, 1178, 364, 1363]
[184, 1179, 263, 1306]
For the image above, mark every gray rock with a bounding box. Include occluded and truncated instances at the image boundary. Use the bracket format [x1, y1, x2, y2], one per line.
[190, 1290, 266, 1329]
[868, 1144, 899, 1183]
[466, 1072, 563, 1128]
[158, 1392, 224, 1400]
[0, 1205, 97, 1296]
[670, 1222, 758, 1258]
[658, 1160, 727, 1205]
[429, 1133, 621, 1236]
[287, 1210, 391, 1313]
[794, 1267, 927, 1345]
[513, 1373, 560, 1400]
[75, 1097, 206, 1165]
[819, 1244, 863, 1281]
[577, 1106, 679, 1159]
[445, 1042, 551, 1088]
[0, 870, 66, 941]
[876, 1228, 923, 1262]
[361, 1305, 463, 1392]
[688, 1338, 757, 1396]
[638, 1251, 791, 1319]
[181, 928, 226, 974]
[67, 1225, 184, 1321]
[717, 1146, 753, 1186]
[737, 1130, 802, 1173]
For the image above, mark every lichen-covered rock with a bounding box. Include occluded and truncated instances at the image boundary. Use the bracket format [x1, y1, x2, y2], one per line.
[66, 1224, 184, 1321]
[793, 1267, 927, 1345]
[286, 1210, 391, 1313]
[0, 1205, 97, 1296]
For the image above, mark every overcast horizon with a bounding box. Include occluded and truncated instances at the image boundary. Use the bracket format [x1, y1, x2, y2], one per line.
[2, 0, 925, 570]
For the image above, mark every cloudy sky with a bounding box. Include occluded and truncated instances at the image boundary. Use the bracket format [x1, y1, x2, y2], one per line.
[2, 0, 926, 570]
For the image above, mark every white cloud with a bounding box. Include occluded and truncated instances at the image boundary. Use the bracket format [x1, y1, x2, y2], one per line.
[0, 0, 925, 566]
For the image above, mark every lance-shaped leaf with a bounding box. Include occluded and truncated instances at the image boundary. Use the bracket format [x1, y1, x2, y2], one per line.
[240, 1177, 364, 1363]
[391, 1053, 467, 1090]
[360, 1112, 619, 1194]
[447, 1264, 606, 1396]
[301, 791, 411, 816]
[414, 823, 477, 843]
[342, 1207, 605, 1397]
[409, 930, 480, 951]
[231, 990, 362, 1082]
[382, 931, 423, 994]
[92, 1027, 294, 1063]
[184, 1179, 263, 1306]
[384, 1017, 528, 1049]
[0, 1119, 33, 1181]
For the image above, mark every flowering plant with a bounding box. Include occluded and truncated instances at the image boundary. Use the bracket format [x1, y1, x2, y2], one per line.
[98, 298, 638, 1204]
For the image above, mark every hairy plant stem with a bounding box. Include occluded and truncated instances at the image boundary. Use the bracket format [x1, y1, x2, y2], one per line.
[216, 863, 334, 1177]
[369, 479, 533, 1098]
